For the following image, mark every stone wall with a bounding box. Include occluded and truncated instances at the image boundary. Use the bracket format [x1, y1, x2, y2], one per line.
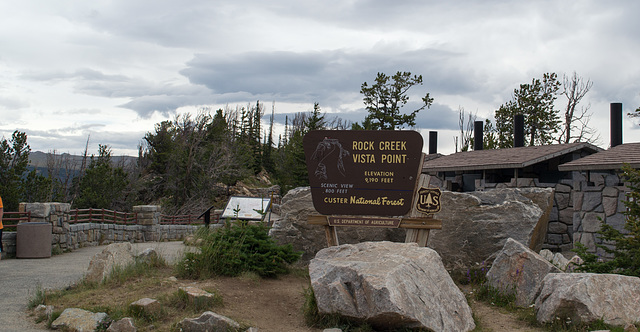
[1, 203, 202, 257]
[570, 171, 628, 257]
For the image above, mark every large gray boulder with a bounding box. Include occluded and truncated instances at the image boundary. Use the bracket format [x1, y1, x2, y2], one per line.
[310, 241, 475, 332]
[269, 187, 405, 263]
[535, 273, 640, 326]
[178, 311, 240, 332]
[430, 188, 554, 269]
[51, 308, 109, 332]
[486, 238, 562, 307]
[86, 242, 135, 282]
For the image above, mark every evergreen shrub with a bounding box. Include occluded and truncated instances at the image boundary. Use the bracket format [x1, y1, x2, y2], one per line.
[176, 221, 301, 279]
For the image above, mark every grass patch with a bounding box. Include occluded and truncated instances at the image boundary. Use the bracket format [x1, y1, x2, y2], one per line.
[27, 284, 47, 309]
[27, 255, 188, 330]
[474, 283, 517, 310]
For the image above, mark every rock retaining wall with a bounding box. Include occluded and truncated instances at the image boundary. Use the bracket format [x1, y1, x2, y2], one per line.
[1, 203, 200, 257]
[570, 170, 628, 257]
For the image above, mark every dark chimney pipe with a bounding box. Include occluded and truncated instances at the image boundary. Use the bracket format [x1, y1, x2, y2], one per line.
[514, 114, 525, 147]
[473, 121, 483, 150]
[611, 102, 623, 147]
[429, 131, 438, 154]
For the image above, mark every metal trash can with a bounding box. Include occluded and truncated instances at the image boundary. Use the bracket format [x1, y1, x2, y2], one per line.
[16, 222, 52, 258]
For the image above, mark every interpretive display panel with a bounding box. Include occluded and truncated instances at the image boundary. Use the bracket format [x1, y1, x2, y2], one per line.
[221, 196, 271, 221]
[303, 130, 423, 216]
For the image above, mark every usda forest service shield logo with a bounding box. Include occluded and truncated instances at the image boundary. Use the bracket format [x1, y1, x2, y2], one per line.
[416, 187, 441, 214]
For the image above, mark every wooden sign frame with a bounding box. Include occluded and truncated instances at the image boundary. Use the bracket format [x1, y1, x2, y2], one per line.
[303, 130, 424, 216]
[307, 152, 442, 248]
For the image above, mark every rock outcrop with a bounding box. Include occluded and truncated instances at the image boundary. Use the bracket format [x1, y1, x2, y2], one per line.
[429, 188, 554, 269]
[179, 286, 217, 305]
[535, 273, 640, 326]
[269, 187, 405, 263]
[136, 247, 160, 264]
[310, 241, 475, 332]
[86, 243, 135, 282]
[51, 308, 109, 332]
[539, 248, 583, 271]
[106, 317, 137, 332]
[486, 238, 562, 307]
[178, 311, 241, 332]
[130, 298, 161, 318]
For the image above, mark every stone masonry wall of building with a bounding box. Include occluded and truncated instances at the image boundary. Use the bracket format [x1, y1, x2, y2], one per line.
[570, 171, 628, 257]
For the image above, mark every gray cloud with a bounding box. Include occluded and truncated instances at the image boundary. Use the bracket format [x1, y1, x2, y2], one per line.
[0, 95, 29, 110]
[2, 0, 640, 156]
[178, 48, 472, 109]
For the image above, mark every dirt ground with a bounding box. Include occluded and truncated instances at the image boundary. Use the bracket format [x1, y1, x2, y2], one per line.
[208, 274, 321, 332]
[192, 275, 542, 332]
[29, 271, 544, 332]
[461, 286, 544, 332]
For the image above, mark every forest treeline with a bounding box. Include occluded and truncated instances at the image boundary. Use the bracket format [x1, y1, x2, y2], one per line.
[0, 102, 344, 214]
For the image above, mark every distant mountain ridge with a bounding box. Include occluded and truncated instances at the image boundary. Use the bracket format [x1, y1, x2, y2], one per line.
[28, 151, 138, 169]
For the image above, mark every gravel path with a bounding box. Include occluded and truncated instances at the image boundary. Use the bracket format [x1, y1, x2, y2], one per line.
[0, 242, 187, 332]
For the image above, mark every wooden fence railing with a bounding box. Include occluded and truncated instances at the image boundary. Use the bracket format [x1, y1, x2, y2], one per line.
[2, 212, 31, 229]
[2, 208, 212, 228]
[159, 214, 207, 225]
[68, 208, 137, 225]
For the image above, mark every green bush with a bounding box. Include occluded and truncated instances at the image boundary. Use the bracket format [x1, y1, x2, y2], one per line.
[574, 164, 640, 277]
[176, 221, 301, 279]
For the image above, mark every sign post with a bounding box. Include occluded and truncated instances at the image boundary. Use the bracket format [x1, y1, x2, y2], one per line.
[303, 130, 442, 247]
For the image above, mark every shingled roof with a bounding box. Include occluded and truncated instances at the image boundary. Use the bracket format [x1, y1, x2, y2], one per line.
[422, 142, 601, 172]
[558, 142, 640, 171]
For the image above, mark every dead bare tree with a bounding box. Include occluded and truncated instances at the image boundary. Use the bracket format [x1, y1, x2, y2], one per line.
[70, 135, 91, 204]
[558, 72, 599, 144]
[455, 106, 476, 152]
[46, 150, 80, 202]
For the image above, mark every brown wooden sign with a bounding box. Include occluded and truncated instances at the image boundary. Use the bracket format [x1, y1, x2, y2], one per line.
[303, 130, 423, 216]
[416, 187, 441, 214]
[327, 216, 401, 228]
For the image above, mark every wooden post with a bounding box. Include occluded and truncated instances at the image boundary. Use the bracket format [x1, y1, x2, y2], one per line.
[324, 225, 339, 246]
[404, 172, 435, 247]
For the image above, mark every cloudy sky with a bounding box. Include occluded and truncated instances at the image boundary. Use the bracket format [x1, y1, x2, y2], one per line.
[1, 1, 639, 157]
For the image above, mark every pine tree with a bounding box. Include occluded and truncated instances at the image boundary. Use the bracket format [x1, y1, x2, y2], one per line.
[358, 71, 433, 130]
[493, 73, 561, 148]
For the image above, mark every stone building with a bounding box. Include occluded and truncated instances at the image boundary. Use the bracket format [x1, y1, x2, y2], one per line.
[558, 142, 640, 256]
[422, 103, 634, 254]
